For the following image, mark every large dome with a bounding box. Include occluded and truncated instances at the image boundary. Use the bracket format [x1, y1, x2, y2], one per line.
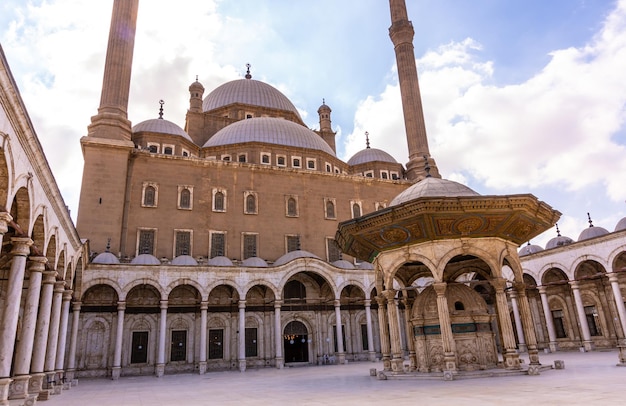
[390, 177, 479, 206]
[203, 78, 301, 120]
[347, 148, 397, 166]
[203, 117, 336, 155]
[132, 118, 193, 142]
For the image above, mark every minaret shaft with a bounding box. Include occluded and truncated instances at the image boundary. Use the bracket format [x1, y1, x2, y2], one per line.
[389, 0, 441, 180]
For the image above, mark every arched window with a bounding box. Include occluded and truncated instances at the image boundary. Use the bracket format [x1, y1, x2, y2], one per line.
[352, 203, 361, 218]
[148, 145, 158, 153]
[214, 191, 225, 211]
[180, 188, 191, 209]
[287, 197, 297, 217]
[326, 200, 335, 219]
[245, 194, 257, 214]
[144, 186, 155, 206]
[454, 301, 465, 311]
[164, 146, 173, 155]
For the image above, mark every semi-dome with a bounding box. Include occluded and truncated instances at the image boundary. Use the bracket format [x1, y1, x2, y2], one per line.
[132, 118, 193, 142]
[203, 78, 301, 120]
[171, 255, 198, 266]
[241, 257, 268, 267]
[578, 226, 609, 241]
[130, 254, 161, 265]
[347, 148, 397, 166]
[274, 250, 320, 266]
[390, 177, 479, 206]
[207, 256, 233, 266]
[203, 117, 335, 156]
[519, 243, 544, 256]
[615, 217, 626, 232]
[92, 252, 120, 264]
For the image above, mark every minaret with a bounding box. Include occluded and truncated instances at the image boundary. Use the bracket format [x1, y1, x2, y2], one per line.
[77, 0, 139, 256]
[389, 0, 441, 181]
[317, 99, 336, 153]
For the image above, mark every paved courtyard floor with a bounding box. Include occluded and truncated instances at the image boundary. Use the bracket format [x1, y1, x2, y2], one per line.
[33, 350, 625, 406]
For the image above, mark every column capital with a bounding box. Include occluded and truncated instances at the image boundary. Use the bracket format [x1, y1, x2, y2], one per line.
[433, 282, 447, 296]
[10, 236, 33, 256]
[569, 280, 580, 290]
[508, 289, 518, 299]
[274, 300, 282, 309]
[72, 301, 82, 312]
[28, 256, 48, 272]
[117, 301, 126, 311]
[382, 289, 397, 300]
[334, 299, 341, 308]
[160, 300, 168, 310]
[0, 211, 12, 234]
[200, 301, 209, 310]
[62, 289, 74, 301]
[537, 285, 548, 295]
[53, 280, 66, 293]
[608, 273, 620, 283]
[42, 270, 58, 284]
[364, 299, 371, 307]
[490, 277, 507, 292]
[238, 300, 246, 309]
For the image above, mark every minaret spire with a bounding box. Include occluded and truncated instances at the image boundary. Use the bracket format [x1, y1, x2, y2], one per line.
[87, 0, 139, 141]
[388, 0, 441, 181]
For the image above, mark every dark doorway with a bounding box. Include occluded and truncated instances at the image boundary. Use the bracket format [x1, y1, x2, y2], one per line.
[131, 331, 148, 364]
[283, 321, 309, 363]
[170, 330, 187, 361]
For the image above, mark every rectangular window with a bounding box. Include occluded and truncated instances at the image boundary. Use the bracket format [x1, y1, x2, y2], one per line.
[261, 153, 271, 164]
[175, 230, 191, 257]
[584, 305, 602, 336]
[327, 238, 342, 262]
[245, 328, 258, 357]
[131, 331, 148, 364]
[209, 329, 224, 359]
[292, 156, 301, 168]
[138, 229, 155, 256]
[210, 232, 226, 258]
[286, 235, 300, 253]
[552, 310, 567, 338]
[306, 158, 316, 170]
[243, 234, 258, 259]
[361, 324, 369, 351]
[170, 330, 187, 362]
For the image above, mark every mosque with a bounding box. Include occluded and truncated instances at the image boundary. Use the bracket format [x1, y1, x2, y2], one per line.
[0, 0, 625, 403]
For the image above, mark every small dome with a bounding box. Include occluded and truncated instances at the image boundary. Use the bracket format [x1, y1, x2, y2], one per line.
[578, 226, 609, 241]
[189, 80, 204, 92]
[207, 256, 234, 266]
[132, 118, 193, 142]
[347, 148, 397, 166]
[130, 254, 161, 265]
[546, 235, 574, 249]
[241, 257, 268, 267]
[331, 260, 355, 269]
[274, 250, 320, 266]
[92, 252, 120, 264]
[203, 78, 301, 119]
[203, 117, 335, 155]
[519, 243, 544, 256]
[390, 177, 479, 206]
[615, 217, 626, 232]
[357, 262, 374, 270]
[171, 255, 198, 266]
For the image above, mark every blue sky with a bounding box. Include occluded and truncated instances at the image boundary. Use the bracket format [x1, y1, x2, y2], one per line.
[1, 0, 625, 249]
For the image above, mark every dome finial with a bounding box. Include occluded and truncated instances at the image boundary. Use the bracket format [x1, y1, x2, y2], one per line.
[423, 155, 432, 178]
[587, 212, 594, 227]
[105, 237, 111, 252]
[365, 131, 370, 149]
[195, 75, 199, 82]
[158, 99, 164, 119]
[245, 63, 252, 79]
[555, 223, 561, 237]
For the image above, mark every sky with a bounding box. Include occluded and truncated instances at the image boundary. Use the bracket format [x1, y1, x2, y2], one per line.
[1, 0, 626, 249]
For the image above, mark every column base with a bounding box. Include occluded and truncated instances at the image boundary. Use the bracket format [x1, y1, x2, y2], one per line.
[198, 361, 207, 375]
[44, 372, 56, 389]
[367, 351, 376, 362]
[382, 356, 391, 371]
[549, 342, 558, 352]
[408, 352, 417, 371]
[582, 341, 594, 352]
[617, 342, 626, 366]
[111, 366, 121, 380]
[444, 352, 457, 372]
[65, 370, 75, 382]
[503, 349, 521, 370]
[337, 353, 346, 365]
[155, 364, 165, 377]
[390, 358, 404, 372]
[28, 373, 45, 395]
[527, 364, 541, 376]
[238, 360, 246, 372]
[275, 357, 284, 369]
[8, 375, 30, 399]
[527, 347, 541, 365]
[0, 377, 12, 406]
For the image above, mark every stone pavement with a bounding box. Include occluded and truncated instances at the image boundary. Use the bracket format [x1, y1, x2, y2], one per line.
[30, 350, 625, 406]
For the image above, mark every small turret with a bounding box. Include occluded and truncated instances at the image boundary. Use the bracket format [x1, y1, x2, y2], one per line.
[317, 99, 336, 153]
[189, 76, 205, 113]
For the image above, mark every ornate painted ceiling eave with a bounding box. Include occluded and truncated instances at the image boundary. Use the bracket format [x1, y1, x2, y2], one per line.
[335, 194, 561, 263]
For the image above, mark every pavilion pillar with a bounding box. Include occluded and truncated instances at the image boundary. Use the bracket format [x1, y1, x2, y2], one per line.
[607, 273, 626, 365]
[514, 283, 541, 373]
[238, 300, 247, 372]
[274, 301, 283, 369]
[491, 278, 520, 370]
[53, 289, 72, 387]
[364, 300, 376, 362]
[509, 290, 527, 352]
[433, 282, 457, 376]
[44, 281, 66, 386]
[9, 256, 46, 400]
[156, 300, 167, 377]
[112, 301, 125, 380]
[382, 291, 402, 372]
[376, 296, 391, 371]
[537, 286, 558, 352]
[65, 301, 81, 381]
[401, 298, 417, 371]
[334, 300, 346, 364]
[28, 271, 56, 395]
[198, 302, 208, 374]
[569, 281, 593, 351]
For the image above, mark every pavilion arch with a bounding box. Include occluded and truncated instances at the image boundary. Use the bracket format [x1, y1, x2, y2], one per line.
[123, 279, 165, 301]
[442, 255, 495, 285]
[165, 278, 206, 301]
[435, 245, 501, 279]
[574, 259, 607, 280]
[242, 280, 279, 300]
[206, 279, 242, 300]
[81, 278, 123, 300]
[501, 254, 525, 282]
[82, 283, 119, 306]
[375, 251, 437, 288]
[571, 255, 609, 277]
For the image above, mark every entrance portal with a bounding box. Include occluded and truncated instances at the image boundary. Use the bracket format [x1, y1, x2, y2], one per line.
[283, 321, 309, 363]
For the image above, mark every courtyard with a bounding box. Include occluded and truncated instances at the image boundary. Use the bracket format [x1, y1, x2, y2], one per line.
[31, 350, 625, 406]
